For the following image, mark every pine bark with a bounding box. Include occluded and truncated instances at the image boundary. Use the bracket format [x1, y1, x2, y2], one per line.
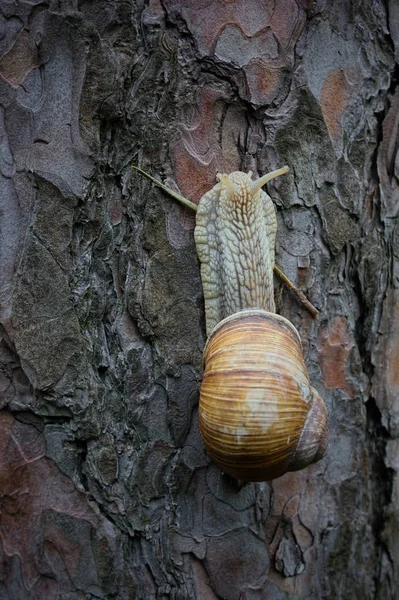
[0, 1, 398, 598]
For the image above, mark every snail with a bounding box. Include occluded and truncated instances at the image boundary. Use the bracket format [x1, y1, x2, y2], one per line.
[132, 165, 329, 481]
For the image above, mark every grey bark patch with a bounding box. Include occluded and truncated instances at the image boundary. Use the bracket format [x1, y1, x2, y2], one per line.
[276, 90, 335, 208]
[215, 25, 278, 67]
[319, 186, 358, 255]
[13, 235, 84, 390]
[166, 366, 199, 446]
[42, 509, 100, 593]
[33, 175, 76, 269]
[303, 19, 359, 100]
[204, 529, 269, 600]
[275, 537, 305, 578]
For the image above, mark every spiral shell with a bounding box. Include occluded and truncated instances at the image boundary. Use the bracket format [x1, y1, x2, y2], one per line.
[199, 309, 329, 481]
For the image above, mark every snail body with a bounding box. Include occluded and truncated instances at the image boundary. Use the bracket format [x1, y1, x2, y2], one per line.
[194, 168, 329, 481]
[194, 170, 279, 337]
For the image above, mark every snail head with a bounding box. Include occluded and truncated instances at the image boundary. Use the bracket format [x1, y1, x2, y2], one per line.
[216, 166, 289, 205]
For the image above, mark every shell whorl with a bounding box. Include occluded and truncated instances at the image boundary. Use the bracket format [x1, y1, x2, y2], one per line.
[287, 388, 330, 472]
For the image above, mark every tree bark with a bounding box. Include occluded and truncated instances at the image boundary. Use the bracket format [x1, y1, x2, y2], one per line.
[0, 1, 398, 598]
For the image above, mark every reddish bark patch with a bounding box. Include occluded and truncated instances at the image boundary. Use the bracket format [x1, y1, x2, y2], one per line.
[0, 29, 40, 87]
[269, 0, 305, 50]
[320, 69, 354, 142]
[317, 316, 356, 397]
[245, 60, 281, 105]
[164, 0, 305, 61]
[0, 411, 96, 593]
[147, 0, 165, 19]
[164, 0, 274, 55]
[170, 142, 218, 205]
[204, 529, 269, 599]
[166, 0, 308, 181]
[170, 86, 240, 203]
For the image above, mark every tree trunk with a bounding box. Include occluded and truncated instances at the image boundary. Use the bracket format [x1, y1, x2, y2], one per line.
[1, 1, 398, 598]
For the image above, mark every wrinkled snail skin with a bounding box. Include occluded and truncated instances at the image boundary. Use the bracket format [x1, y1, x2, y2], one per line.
[194, 170, 278, 337]
[194, 168, 329, 482]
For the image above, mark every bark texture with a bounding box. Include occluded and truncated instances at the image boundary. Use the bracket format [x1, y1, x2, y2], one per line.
[0, 1, 398, 598]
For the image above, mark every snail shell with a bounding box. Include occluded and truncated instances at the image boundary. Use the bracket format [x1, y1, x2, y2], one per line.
[199, 309, 329, 481]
